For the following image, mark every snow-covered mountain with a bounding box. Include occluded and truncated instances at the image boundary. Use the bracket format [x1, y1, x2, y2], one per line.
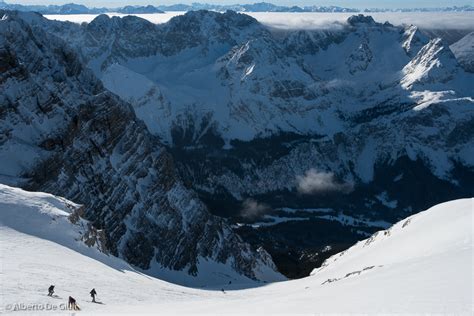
[0, 11, 283, 284]
[0, 1, 358, 14]
[451, 31, 474, 72]
[44, 17, 472, 200]
[2, 1, 472, 14]
[0, 2, 106, 14]
[116, 5, 164, 14]
[1, 9, 473, 278]
[79, 12, 473, 277]
[1, 186, 472, 313]
[0, 184, 281, 286]
[37, 12, 473, 145]
[154, 2, 359, 13]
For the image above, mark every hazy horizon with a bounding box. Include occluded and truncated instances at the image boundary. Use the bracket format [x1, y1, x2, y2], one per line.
[3, 0, 473, 9]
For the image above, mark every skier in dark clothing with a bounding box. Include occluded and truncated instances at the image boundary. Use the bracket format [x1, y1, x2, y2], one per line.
[48, 285, 54, 296]
[90, 288, 97, 303]
[68, 296, 80, 310]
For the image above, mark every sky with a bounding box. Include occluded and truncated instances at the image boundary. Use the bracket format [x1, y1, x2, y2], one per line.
[4, 0, 473, 9]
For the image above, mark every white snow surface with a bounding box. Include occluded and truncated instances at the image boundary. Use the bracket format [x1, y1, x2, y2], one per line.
[0, 184, 281, 291]
[1, 184, 472, 314]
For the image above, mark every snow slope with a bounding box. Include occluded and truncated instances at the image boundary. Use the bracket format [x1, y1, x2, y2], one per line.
[1, 184, 472, 314]
[0, 184, 282, 292]
[0, 185, 105, 257]
[0, 185, 217, 314]
[451, 31, 474, 72]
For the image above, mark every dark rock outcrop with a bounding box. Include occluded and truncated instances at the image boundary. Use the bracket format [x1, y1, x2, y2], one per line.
[0, 10, 283, 283]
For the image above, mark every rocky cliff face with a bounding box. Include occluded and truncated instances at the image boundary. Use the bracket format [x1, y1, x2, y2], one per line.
[450, 31, 474, 73]
[41, 10, 472, 200]
[0, 10, 284, 284]
[2, 9, 473, 279]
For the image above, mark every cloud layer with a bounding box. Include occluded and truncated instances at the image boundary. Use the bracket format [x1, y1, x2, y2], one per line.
[248, 12, 474, 30]
[240, 198, 270, 220]
[46, 12, 474, 31]
[296, 169, 353, 194]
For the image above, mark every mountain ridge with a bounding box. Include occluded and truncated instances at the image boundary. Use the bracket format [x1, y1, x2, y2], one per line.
[451, 31, 474, 72]
[1, 9, 473, 278]
[62, 10, 473, 277]
[1, 1, 473, 14]
[0, 9, 284, 283]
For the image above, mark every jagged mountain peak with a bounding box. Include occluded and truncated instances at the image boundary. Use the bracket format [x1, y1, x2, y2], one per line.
[0, 9, 42, 26]
[47, 9, 471, 145]
[87, 13, 110, 26]
[117, 5, 164, 14]
[450, 31, 474, 73]
[346, 14, 395, 31]
[0, 9, 90, 87]
[89, 13, 155, 28]
[87, 13, 158, 37]
[167, 9, 261, 29]
[347, 14, 376, 26]
[401, 37, 463, 89]
[158, 9, 269, 55]
[401, 24, 430, 57]
[73, 10, 271, 67]
[0, 10, 284, 284]
[0, 8, 33, 18]
[2, 10, 473, 282]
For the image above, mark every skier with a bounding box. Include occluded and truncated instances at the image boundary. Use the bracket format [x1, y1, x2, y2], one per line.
[68, 296, 80, 310]
[48, 285, 55, 296]
[90, 288, 97, 303]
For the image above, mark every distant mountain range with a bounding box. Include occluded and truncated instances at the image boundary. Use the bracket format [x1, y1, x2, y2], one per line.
[0, 2, 165, 14]
[0, 1, 473, 14]
[155, 3, 359, 13]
